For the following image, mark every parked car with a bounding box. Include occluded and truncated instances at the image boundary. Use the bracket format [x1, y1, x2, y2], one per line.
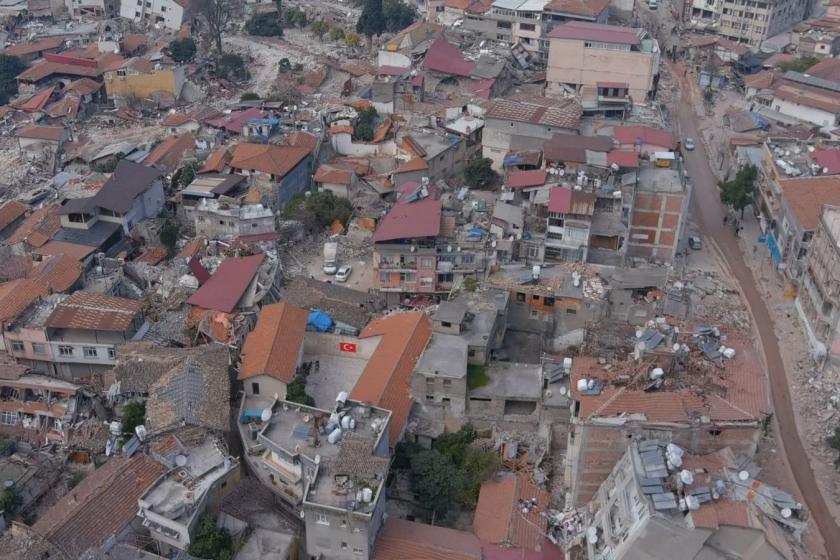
[684, 138, 695, 151]
[336, 265, 353, 282]
[688, 235, 703, 250]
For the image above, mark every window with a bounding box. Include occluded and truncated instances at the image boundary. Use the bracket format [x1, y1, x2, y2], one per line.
[315, 512, 330, 525]
[219, 220, 225, 225]
[516, 292, 526, 302]
[160, 4, 166, 10]
[520, 23, 536, 31]
[420, 257, 434, 268]
[497, 34, 507, 40]
[11, 341, 24, 353]
[252, 382, 260, 395]
[0, 411, 17, 426]
[400, 271, 416, 283]
[532, 294, 540, 300]
[59, 345, 73, 356]
[353, 548, 364, 555]
[341, 542, 348, 550]
[420, 277, 433, 287]
[252, 223, 258, 228]
[497, 21, 512, 29]
[135, 10, 140, 16]
[442, 397, 451, 404]
[426, 395, 434, 401]
[108, 348, 116, 359]
[544, 297, 555, 307]
[379, 271, 390, 283]
[443, 379, 452, 387]
[435, 4, 444, 10]
[32, 343, 46, 354]
[566, 308, 577, 315]
[461, 254, 475, 265]
[83, 347, 98, 358]
[441, 321, 452, 328]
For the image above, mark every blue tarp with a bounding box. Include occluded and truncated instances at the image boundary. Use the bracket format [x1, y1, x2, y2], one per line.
[759, 233, 782, 264]
[307, 309, 333, 332]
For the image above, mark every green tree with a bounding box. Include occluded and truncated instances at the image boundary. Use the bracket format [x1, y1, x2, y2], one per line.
[215, 53, 248, 81]
[245, 13, 283, 36]
[461, 446, 500, 507]
[464, 157, 497, 188]
[178, 163, 196, 189]
[345, 32, 361, 48]
[310, 20, 330, 39]
[308, 191, 352, 227]
[278, 57, 292, 73]
[159, 220, 181, 256]
[410, 449, 464, 522]
[240, 92, 260, 101]
[195, 0, 235, 54]
[356, 0, 385, 37]
[286, 375, 315, 406]
[168, 38, 197, 63]
[121, 401, 146, 436]
[354, 122, 374, 141]
[433, 423, 476, 465]
[189, 514, 235, 560]
[0, 489, 19, 516]
[0, 54, 26, 105]
[777, 56, 819, 73]
[382, 0, 416, 32]
[285, 7, 307, 27]
[718, 164, 757, 218]
[463, 277, 478, 292]
[330, 27, 345, 42]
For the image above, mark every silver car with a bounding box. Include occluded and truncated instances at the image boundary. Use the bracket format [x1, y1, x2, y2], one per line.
[336, 265, 353, 283]
[684, 138, 695, 151]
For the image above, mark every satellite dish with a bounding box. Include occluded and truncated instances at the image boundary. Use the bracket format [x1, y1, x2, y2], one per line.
[738, 470, 749, 481]
[781, 508, 792, 518]
[261, 407, 272, 422]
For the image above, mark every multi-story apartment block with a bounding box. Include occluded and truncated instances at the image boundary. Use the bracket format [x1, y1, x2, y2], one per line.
[718, 0, 810, 47]
[371, 182, 489, 304]
[797, 205, 840, 367]
[0, 372, 81, 445]
[545, 186, 596, 261]
[546, 22, 661, 109]
[193, 199, 275, 240]
[238, 394, 391, 560]
[119, 0, 191, 30]
[460, 0, 608, 61]
[4, 291, 145, 380]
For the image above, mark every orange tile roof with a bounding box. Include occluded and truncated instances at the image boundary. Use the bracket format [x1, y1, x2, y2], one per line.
[0, 200, 28, 232]
[176, 237, 206, 260]
[397, 158, 429, 173]
[229, 143, 310, 178]
[0, 37, 63, 57]
[0, 254, 82, 324]
[689, 499, 753, 530]
[373, 518, 482, 560]
[474, 473, 550, 550]
[314, 165, 354, 185]
[32, 455, 165, 558]
[199, 147, 230, 173]
[45, 291, 143, 332]
[283, 131, 319, 155]
[780, 176, 840, 230]
[145, 132, 195, 173]
[239, 302, 309, 383]
[161, 112, 194, 127]
[351, 312, 432, 447]
[33, 240, 95, 261]
[15, 124, 64, 142]
[330, 124, 354, 135]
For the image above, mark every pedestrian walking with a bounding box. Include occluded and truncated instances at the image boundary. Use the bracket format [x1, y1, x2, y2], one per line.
[723, 216, 728, 225]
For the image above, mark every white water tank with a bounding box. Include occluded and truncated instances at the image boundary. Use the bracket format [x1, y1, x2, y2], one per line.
[722, 347, 736, 359]
[781, 508, 793, 518]
[110, 421, 122, 435]
[336, 391, 349, 405]
[586, 527, 598, 545]
[563, 357, 573, 371]
[577, 379, 589, 392]
[361, 487, 373, 502]
[261, 408, 272, 422]
[679, 470, 694, 485]
[328, 428, 342, 444]
[685, 495, 700, 510]
[650, 368, 665, 380]
[135, 425, 147, 441]
[341, 415, 352, 430]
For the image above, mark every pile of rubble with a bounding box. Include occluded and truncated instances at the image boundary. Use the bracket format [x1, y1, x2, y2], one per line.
[685, 269, 751, 332]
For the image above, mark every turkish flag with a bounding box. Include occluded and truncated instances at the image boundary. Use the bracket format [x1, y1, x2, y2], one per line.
[339, 342, 357, 353]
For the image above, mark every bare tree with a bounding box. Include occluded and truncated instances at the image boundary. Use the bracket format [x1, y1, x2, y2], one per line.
[195, 0, 236, 54]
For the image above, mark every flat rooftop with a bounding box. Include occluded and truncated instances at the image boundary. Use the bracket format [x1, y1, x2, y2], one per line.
[490, 264, 584, 299]
[140, 440, 234, 525]
[302, 353, 369, 410]
[470, 362, 542, 401]
[416, 334, 468, 379]
[638, 165, 685, 194]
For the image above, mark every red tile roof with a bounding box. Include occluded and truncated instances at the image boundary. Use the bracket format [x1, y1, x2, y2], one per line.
[0, 254, 82, 324]
[33, 240, 95, 261]
[548, 186, 572, 213]
[544, 0, 608, 17]
[314, 165, 354, 185]
[229, 143, 310, 178]
[18, 86, 55, 112]
[239, 302, 308, 383]
[805, 57, 840, 84]
[0, 200, 28, 232]
[145, 132, 195, 173]
[205, 108, 266, 134]
[780, 176, 840, 230]
[372, 182, 442, 243]
[396, 158, 429, 173]
[422, 38, 475, 77]
[45, 291, 142, 332]
[32, 455, 165, 558]
[187, 253, 265, 312]
[351, 312, 432, 447]
[0, 36, 63, 57]
[507, 169, 547, 189]
[373, 518, 482, 560]
[613, 125, 674, 150]
[282, 131, 319, 155]
[200, 147, 230, 173]
[548, 21, 642, 45]
[474, 473, 551, 550]
[7, 204, 61, 246]
[486, 96, 582, 130]
[15, 124, 64, 142]
[812, 148, 840, 175]
[607, 150, 640, 168]
[774, 81, 840, 113]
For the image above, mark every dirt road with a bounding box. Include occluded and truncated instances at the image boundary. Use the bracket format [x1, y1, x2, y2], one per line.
[670, 63, 840, 559]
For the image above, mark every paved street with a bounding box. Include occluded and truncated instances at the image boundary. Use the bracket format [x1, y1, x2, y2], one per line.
[670, 61, 840, 560]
